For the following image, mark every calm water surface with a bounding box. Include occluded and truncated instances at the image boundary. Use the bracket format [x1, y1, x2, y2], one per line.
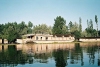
[0, 42, 100, 67]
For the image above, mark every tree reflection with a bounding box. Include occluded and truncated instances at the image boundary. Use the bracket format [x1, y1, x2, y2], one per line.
[0, 45, 31, 67]
[98, 46, 100, 66]
[70, 43, 84, 66]
[86, 45, 97, 65]
[53, 49, 68, 67]
[34, 52, 51, 63]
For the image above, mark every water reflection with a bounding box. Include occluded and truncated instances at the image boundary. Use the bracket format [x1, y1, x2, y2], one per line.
[53, 49, 68, 67]
[0, 42, 100, 67]
[70, 43, 84, 66]
[0, 45, 28, 67]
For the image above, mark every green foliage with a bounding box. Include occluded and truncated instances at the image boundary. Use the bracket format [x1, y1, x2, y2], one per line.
[33, 24, 52, 34]
[95, 15, 98, 36]
[68, 21, 73, 32]
[0, 24, 4, 38]
[27, 21, 33, 33]
[85, 19, 96, 37]
[98, 30, 100, 36]
[81, 30, 87, 37]
[79, 17, 82, 33]
[68, 21, 80, 40]
[95, 15, 98, 24]
[0, 22, 29, 43]
[52, 16, 67, 35]
[72, 30, 81, 41]
[68, 21, 79, 33]
[28, 21, 33, 28]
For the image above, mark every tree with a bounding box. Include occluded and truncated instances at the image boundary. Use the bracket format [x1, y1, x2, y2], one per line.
[18, 21, 28, 35]
[52, 16, 67, 35]
[72, 30, 81, 41]
[68, 21, 80, 40]
[33, 24, 52, 34]
[68, 21, 73, 32]
[0, 22, 28, 43]
[85, 19, 94, 37]
[81, 30, 87, 37]
[68, 21, 79, 33]
[98, 30, 100, 36]
[28, 21, 33, 28]
[28, 21, 33, 34]
[95, 15, 98, 36]
[0, 24, 4, 38]
[79, 17, 82, 33]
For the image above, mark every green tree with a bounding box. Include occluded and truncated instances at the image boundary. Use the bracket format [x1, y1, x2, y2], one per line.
[33, 24, 52, 34]
[68, 21, 73, 32]
[72, 30, 81, 41]
[81, 30, 87, 37]
[98, 30, 100, 36]
[72, 22, 79, 32]
[68, 21, 80, 40]
[28, 21, 33, 28]
[27, 21, 33, 33]
[52, 16, 67, 35]
[68, 21, 79, 33]
[2, 22, 19, 43]
[85, 19, 94, 37]
[79, 17, 82, 33]
[1, 22, 28, 43]
[18, 21, 28, 35]
[95, 15, 98, 36]
[0, 24, 4, 38]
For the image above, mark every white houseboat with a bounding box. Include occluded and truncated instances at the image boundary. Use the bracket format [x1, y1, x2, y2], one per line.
[16, 34, 75, 43]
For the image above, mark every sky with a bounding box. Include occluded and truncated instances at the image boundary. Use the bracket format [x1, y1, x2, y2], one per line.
[0, 0, 100, 30]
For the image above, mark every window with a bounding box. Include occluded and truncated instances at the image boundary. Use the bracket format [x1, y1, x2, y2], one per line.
[36, 37, 38, 40]
[46, 37, 48, 40]
[41, 37, 42, 40]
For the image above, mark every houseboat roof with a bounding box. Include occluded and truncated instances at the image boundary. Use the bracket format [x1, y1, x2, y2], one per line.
[23, 34, 35, 36]
[53, 34, 74, 37]
[23, 34, 53, 37]
[23, 34, 74, 37]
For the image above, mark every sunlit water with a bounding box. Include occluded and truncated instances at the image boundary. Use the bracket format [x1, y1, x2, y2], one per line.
[0, 42, 100, 67]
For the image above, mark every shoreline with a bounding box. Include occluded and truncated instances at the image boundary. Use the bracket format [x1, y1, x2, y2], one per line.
[0, 41, 100, 45]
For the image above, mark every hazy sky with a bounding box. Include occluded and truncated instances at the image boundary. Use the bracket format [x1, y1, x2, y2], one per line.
[0, 0, 100, 30]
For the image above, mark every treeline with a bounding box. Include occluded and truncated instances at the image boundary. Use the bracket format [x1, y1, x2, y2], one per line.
[0, 21, 33, 43]
[0, 15, 100, 43]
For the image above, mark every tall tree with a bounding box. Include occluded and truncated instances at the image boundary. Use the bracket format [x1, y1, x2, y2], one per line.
[28, 21, 33, 28]
[79, 17, 82, 33]
[85, 19, 94, 37]
[28, 21, 33, 33]
[0, 24, 4, 38]
[95, 15, 98, 36]
[52, 16, 67, 35]
[18, 21, 28, 35]
[98, 30, 100, 36]
[68, 21, 73, 32]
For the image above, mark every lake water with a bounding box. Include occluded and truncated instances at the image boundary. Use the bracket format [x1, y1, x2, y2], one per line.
[0, 42, 100, 67]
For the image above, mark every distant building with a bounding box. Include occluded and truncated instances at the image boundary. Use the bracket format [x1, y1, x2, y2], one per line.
[79, 37, 100, 42]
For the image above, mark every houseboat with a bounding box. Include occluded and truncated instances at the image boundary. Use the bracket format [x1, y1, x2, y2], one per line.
[16, 34, 75, 43]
